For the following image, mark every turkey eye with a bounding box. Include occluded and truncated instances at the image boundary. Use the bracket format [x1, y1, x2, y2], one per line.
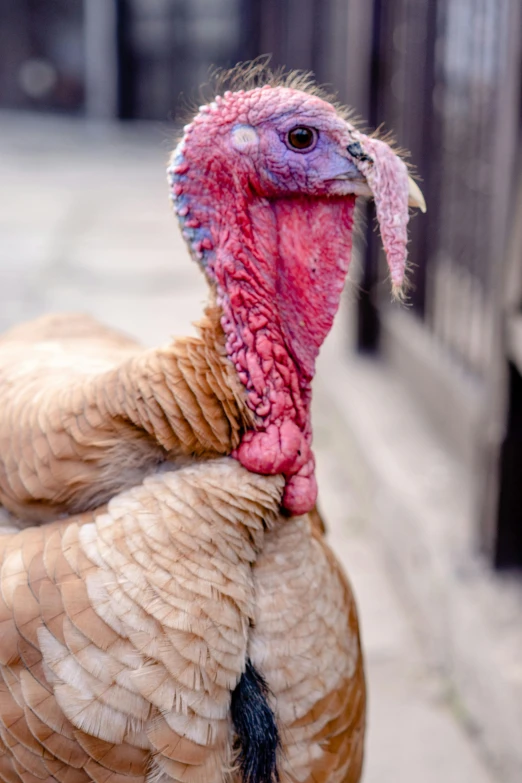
[286, 126, 317, 151]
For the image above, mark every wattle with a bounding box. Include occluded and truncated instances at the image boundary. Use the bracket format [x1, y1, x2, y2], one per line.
[169, 124, 357, 517]
[221, 196, 356, 515]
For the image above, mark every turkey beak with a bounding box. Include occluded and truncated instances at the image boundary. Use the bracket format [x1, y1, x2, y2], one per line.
[407, 177, 426, 213]
[331, 164, 426, 213]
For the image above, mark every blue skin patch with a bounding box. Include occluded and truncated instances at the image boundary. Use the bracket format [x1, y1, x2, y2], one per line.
[168, 145, 215, 269]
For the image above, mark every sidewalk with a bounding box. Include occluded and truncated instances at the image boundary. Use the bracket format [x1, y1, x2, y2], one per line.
[0, 111, 500, 783]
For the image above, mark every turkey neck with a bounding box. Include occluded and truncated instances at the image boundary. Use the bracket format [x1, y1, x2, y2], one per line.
[0, 306, 250, 524]
[170, 155, 356, 515]
[97, 304, 251, 457]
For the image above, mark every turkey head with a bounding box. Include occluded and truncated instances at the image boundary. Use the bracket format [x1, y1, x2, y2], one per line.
[168, 74, 425, 515]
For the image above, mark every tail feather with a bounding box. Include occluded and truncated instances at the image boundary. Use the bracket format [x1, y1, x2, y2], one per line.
[231, 659, 280, 783]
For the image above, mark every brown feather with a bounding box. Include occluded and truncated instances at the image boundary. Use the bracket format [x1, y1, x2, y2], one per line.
[73, 734, 147, 776]
[42, 757, 90, 783]
[0, 306, 248, 523]
[0, 755, 20, 783]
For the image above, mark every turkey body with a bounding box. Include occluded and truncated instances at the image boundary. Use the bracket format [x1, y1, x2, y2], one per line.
[0, 460, 365, 783]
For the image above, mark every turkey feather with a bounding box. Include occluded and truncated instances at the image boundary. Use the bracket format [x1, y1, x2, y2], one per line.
[0, 459, 364, 782]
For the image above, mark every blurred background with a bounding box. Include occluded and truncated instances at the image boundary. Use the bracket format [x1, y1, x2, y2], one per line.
[1, 1, 522, 782]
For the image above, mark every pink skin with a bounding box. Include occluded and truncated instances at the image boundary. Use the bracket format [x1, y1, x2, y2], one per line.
[168, 86, 411, 515]
[345, 133, 410, 289]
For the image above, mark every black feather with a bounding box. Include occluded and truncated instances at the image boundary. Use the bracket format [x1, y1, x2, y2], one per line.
[231, 659, 280, 783]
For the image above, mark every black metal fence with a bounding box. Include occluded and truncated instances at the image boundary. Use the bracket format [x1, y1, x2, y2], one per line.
[362, 0, 522, 565]
[363, 0, 517, 374]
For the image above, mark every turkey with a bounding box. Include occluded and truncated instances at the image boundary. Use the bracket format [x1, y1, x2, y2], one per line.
[0, 69, 423, 526]
[0, 65, 424, 783]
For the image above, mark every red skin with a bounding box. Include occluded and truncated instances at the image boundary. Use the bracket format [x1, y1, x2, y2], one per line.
[221, 195, 355, 513]
[169, 87, 410, 514]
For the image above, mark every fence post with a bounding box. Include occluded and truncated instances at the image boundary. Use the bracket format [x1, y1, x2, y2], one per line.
[84, 0, 119, 119]
[356, 0, 381, 353]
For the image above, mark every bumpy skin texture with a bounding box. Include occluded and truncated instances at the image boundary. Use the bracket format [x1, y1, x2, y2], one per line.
[169, 86, 412, 513]
[0, 460, 365, 783]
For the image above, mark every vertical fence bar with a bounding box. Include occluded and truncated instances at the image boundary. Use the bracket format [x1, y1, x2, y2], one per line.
[356, 0, 382, 352]
[84, 0, 119, 118]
